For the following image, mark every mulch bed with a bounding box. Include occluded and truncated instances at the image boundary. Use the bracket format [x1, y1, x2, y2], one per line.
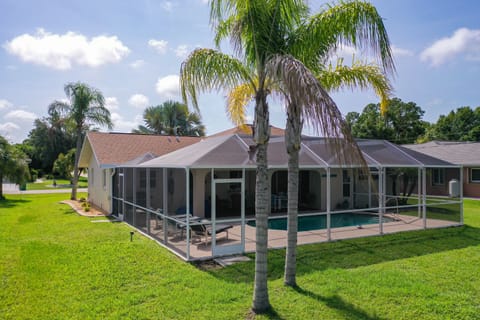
[60, 200, 108, 217]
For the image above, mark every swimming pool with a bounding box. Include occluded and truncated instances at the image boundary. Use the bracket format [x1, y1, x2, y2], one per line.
[247, 213, 395, 231]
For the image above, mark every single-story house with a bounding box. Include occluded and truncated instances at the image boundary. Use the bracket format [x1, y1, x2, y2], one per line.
[91, 130, 462, 261]
[403, 141, 480, 198]
[78, 131, 202, 212]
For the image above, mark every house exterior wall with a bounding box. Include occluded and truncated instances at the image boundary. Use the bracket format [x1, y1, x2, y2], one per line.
[88, 156, 112, 213]
[464, 166, 480, 198]
[425, 168, 459, 197]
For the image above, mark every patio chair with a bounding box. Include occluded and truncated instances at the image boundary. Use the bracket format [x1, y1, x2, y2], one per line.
[190, 220, 233, 246]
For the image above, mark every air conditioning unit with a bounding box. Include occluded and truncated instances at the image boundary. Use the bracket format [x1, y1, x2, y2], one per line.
[449, 179, 459, 198]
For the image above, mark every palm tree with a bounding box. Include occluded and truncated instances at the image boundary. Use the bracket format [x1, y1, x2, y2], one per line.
[213, 1, 395, 288]
[181, 0, 379, 313]
[181, 1, 307, 312]
[280, 0, 396, 287]
[49, 82, 112, 200]
[133, 101, 205, 136]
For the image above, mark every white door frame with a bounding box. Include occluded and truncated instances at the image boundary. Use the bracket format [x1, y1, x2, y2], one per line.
[211, 176, 245, 256]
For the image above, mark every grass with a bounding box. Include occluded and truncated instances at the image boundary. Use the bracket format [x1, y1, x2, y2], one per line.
[26, 177, 88, 190]
[1, 195, 479, 319]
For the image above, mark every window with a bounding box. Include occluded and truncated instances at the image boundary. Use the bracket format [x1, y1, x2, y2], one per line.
[90, 168, 94, 185]
[432, 168, 444, 185]
[471, 168, 480, 183]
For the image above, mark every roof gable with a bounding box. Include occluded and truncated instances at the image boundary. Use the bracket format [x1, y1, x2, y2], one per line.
[80, 132, 201, 167]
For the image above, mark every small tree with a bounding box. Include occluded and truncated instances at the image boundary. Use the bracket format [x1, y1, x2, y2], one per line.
[53, 148, 76, 180]
[0, 136, 30, 199]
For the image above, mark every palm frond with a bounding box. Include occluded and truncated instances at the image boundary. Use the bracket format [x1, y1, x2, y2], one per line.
[226, 82, 255, 128]
[319, 58, 393, 114]
[48, 101, 72, 118]
[180, 48, 252, 112]
[295, 0, 395, 75]
[267, 54, 366, 167]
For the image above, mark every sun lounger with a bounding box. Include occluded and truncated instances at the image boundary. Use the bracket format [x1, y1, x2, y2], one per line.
[190, 220, 233, 245]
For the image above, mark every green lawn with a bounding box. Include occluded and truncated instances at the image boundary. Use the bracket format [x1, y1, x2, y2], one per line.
[1, 195, 479, 319]
[26, 177, 88, 190]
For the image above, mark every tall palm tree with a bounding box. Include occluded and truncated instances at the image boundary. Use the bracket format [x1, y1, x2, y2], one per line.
[216, 1, 395, 288]
[182, 0, 377, 313]
[280, 1, 395, 287]
[49, 82, 112, 200]
[134, 101, 205, 136]
[181, 1, 307, 312]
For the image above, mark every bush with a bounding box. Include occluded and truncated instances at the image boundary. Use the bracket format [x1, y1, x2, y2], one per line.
[79, 197, 86, 203]
[30, 168, 39, 182]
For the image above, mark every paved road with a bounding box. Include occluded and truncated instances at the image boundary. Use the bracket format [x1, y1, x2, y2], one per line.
[2, 183, 87, 194]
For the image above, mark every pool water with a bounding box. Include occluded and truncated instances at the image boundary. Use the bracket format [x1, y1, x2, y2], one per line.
[248, 213, 394, 231]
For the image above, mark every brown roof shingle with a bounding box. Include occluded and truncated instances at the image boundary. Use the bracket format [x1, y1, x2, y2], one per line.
[210, 124, 285, 138]
[85, 132, 202, 166]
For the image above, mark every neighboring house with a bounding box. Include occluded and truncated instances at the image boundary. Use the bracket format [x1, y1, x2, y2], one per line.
[403, 141, 480, 198]
[78, 132, 201, 212]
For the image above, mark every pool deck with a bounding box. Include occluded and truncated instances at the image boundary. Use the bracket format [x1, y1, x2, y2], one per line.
[146, 214, 460, 260]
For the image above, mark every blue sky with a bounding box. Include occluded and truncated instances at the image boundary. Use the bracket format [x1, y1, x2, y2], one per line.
[1, 0, 480, 143]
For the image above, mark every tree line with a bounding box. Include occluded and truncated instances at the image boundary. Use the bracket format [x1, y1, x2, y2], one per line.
[0, 83, 205, 199]
[346, 98, 480, 144]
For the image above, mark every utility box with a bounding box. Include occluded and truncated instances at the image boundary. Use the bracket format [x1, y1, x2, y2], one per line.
[449, 179, 460, 198]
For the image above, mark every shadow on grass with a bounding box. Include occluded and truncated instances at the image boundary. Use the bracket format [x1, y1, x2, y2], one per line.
[0, 197, 31, 209]
[292, 286, 383, 320]
[208, 225, 480, 283]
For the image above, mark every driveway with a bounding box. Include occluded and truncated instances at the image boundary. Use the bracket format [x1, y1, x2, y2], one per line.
[2, 183, 87, 194]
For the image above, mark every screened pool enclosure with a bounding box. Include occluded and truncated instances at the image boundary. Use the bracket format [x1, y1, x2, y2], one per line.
[111, 134, 463, 261]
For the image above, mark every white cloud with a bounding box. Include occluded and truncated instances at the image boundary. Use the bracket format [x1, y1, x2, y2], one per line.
[129, 59, 145, 69]
[0, 122, 21, 142]
[4, 110, 37, 122]
[392, 45, 414, 57]
[175, 44, 189, 58]
[4, 28, 130, 70]
[161, 1, 175, 11]
[421, 28, 480, 66]
[110, 112, 142, 132]
[0, 99, 13, 110]
[128, 94, 149, 109]
[156, 75, 180, 99]
[0, 122, 20, 132]
[105, 97, 119, 111]
[148, 39, 168, 54]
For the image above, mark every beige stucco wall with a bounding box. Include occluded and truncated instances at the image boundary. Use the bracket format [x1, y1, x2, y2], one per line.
[88, 156, 112, 213]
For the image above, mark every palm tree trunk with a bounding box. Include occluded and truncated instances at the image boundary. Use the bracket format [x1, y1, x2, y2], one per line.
[252, 91, 271, 313]
[70, 127, 82, 200]
[284, 103, 302, 286]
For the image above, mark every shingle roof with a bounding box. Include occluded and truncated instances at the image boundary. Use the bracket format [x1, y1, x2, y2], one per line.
[403, 141, 480, 166]
[80, 132, 201, 167]
[209, 124, 285, 137]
